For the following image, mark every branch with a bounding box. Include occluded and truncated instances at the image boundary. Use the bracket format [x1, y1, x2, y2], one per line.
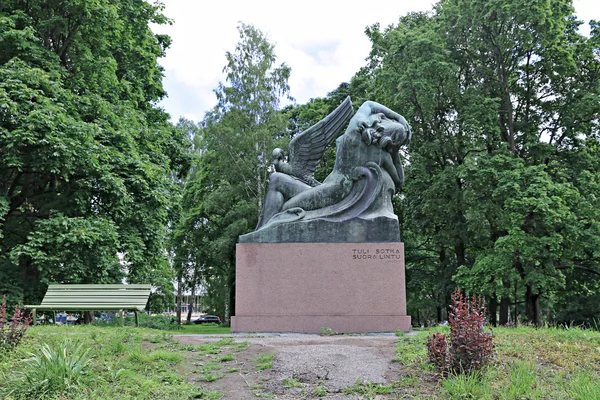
[557, 265, 600, 277]
[57, 21, 81, 60]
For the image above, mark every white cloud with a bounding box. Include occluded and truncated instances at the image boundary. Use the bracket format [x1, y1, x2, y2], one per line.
[153, 0, 600, 122]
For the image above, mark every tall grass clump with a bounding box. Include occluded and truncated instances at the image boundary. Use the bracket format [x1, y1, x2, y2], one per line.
[427, 289, 495, 374]
[1, 339, 93, 399]
[568, 369, 600, 400]
[0, 295, 32, 353]
[442, 370, 492, 399]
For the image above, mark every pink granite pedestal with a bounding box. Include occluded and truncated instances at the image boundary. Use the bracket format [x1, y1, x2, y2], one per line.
[231, 242, 411, 334]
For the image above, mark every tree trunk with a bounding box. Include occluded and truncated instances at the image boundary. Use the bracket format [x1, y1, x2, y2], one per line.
[83, 311, 95, 324]
[229, 272, 236, 321]
[176, 274, 182, 325]
[186, 285, 195, 324]
[499, 280, 511, 325]
[525, 284, 541, 327]
[488, 295, 498, 326]
[499, 295, 510, 325]
[436, 306, 442, 323]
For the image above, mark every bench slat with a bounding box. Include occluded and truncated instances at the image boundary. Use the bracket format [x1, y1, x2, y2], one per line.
[47, 284, 150, 290]
[25, 305, 146, 311]
[41, 300, 148, 305]
[42, 294, 150, 299]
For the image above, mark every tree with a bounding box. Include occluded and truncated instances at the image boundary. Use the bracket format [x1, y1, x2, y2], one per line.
[175, 23, 291, 321]
[0, 0, 190, 308]
[363, 0, 600, 326]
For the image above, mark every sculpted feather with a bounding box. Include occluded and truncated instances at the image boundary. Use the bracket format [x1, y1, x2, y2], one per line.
[271, 96, 354, 186]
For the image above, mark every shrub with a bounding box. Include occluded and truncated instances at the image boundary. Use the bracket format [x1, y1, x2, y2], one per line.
[0, 295, 32, 353]
[427, 289, 495, 374]
[93, 313, 182, 331]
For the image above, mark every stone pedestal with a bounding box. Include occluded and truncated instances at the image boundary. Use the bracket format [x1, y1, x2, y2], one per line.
[231, 242, 411, 334]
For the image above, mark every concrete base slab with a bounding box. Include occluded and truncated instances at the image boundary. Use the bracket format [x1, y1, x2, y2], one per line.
[231, 315, 411, 334]
[232, 242, 411, 334]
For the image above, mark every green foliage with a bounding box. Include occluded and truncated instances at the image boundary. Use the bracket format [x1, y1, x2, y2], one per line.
[174, 23, 291, 319]
[362, 0, 600, 326]
[0, 295, 32, 353]
[427, 290, 495, 374]
[0, 0, 190, 308]
[93, 313, 181, 331]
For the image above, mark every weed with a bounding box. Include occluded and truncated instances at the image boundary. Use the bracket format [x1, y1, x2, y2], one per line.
[320, 326, 338, 336]
[180, 343, 197, 351]
[145, 332, 173, 343]
[314, 385, 327, 397]
[442, 370, 492, 399]
[198, 372, 224, 382]
[148, 350, 183, 363]
[194, 388, 223, 399]
[225, 367, 239, 373]
[218, 353, 235, 362]
[282, 377, 303, 388]
[256, 353, 276, 371]
[233, 341, 250, 352]
[251, 389, 275, 398]
[343, 379, 394, 398]
[394, 332, 428, 365]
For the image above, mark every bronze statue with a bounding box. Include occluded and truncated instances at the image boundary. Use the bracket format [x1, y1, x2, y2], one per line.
[243, 97, 411, 243]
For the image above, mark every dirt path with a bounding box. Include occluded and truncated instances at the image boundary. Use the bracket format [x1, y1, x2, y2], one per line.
[173, 334, 404, 399]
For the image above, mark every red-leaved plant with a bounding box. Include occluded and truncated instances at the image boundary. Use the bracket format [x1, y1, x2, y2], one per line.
[0, 295, 33, 352]
[427, 289, 495, 374]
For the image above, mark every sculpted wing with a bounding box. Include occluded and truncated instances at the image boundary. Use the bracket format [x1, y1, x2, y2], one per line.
[288, 96, 353, 183]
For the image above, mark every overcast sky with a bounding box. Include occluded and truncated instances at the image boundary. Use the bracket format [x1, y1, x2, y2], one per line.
[152, 0, 600, 123]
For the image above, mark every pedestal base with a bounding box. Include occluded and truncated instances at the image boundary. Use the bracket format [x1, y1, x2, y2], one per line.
[232, 242, 411, 334]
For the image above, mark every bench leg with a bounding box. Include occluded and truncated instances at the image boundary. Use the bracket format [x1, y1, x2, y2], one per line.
[32, 309, 37, 325]
[135, 311, 139, 327]
[53, 311, 56, 325]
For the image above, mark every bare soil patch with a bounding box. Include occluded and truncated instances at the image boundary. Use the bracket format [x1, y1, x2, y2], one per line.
[173, 334, 404, 399]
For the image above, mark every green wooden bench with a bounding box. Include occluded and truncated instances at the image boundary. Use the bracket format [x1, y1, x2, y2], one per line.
[25, 284, 151, 327]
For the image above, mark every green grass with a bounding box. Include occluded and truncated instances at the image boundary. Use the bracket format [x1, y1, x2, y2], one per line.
[255, 353, 276, 371]
[389, 325, 600, 399]
[282, 377, 303, 388]
[0, 325, 213, 399]
[179, 324, 231, 334]
[343, 379, 394, 398]
[4, 323, 600, 399]
[313, 385, 327, 397]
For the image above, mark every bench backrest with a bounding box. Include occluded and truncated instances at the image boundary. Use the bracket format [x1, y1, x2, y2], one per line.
[39, 284, 151, 311]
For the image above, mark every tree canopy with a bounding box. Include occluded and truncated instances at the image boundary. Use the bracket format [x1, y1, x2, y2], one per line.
[361, 0, 600, 325]
[0, 0, 190, 307]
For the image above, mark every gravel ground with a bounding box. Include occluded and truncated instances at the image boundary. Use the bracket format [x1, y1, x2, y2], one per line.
[173, 333, 406, 399]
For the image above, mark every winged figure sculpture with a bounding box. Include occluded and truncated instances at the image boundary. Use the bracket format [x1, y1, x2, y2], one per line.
[271, 96, 354, 187]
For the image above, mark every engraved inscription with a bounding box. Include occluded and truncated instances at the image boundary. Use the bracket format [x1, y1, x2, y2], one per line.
[352, 248, 402, 260]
